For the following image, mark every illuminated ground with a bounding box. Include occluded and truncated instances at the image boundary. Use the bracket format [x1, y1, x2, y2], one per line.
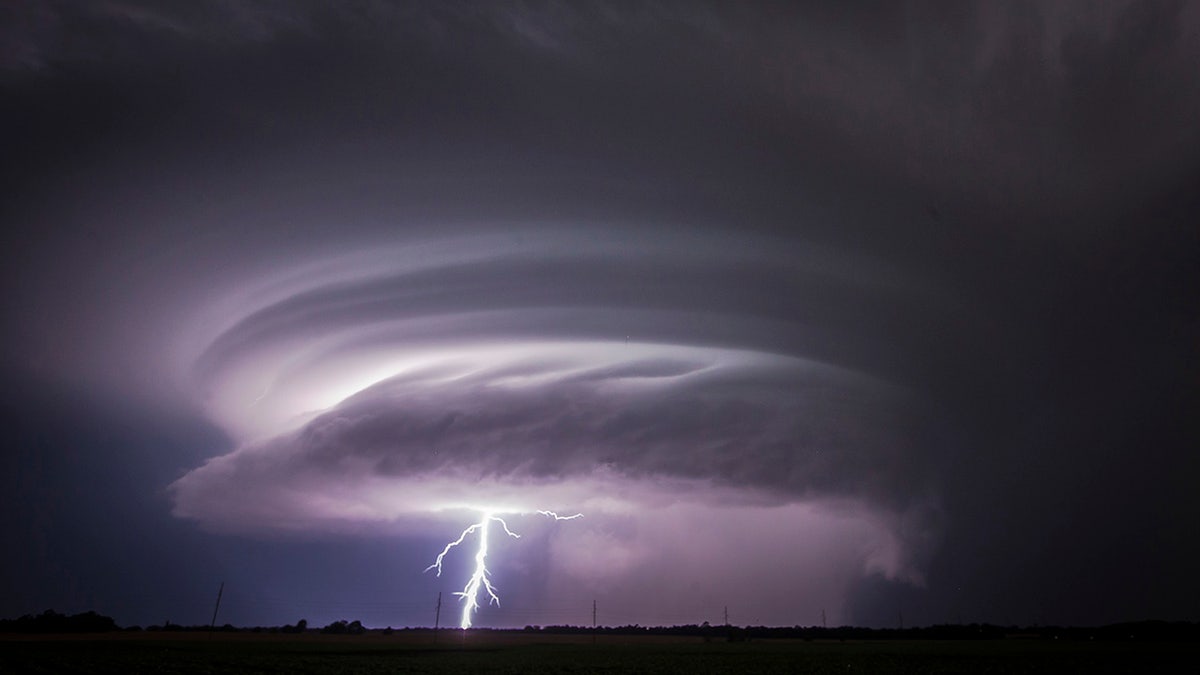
[2, 632, 1194, 674]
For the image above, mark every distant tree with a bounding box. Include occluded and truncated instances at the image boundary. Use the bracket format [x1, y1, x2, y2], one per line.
[0, 610, 118, 633]
[321, 619, 365, 635]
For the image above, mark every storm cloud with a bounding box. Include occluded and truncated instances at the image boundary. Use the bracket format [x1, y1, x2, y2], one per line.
[2, 1, 1198, 628]
[164, 230, 950, 612]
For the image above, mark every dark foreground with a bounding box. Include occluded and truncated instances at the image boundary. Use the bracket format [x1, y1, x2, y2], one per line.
[2, 631, 1194, 674]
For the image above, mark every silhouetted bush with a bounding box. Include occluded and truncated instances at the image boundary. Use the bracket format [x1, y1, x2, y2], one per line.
[321, 619, 365, 635]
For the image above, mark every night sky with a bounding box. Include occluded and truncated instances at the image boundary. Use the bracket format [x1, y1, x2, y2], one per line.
[2, 2, 1198, 630]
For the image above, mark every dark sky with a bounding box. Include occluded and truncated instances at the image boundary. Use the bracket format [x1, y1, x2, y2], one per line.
[2, 1, 1198, 630]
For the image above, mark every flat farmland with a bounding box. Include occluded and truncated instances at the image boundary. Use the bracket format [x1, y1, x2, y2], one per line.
[2, 631, 1193, 674]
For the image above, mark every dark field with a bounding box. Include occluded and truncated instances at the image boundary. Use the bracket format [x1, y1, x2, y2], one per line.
[2, 632, 1194, 674]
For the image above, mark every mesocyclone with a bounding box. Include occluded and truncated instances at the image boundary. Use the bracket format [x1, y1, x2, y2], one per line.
[168, 225, 947, 619]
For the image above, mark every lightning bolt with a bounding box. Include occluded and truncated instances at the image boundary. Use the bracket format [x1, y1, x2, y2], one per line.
[537, 510, 583, 520]
[426, 510, 582, 629]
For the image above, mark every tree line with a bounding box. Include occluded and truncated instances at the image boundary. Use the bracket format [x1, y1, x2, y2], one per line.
[4, 610, 1198, 641]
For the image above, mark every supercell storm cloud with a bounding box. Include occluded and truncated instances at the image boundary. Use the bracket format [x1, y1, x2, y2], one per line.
[168, 228, 945, 608]
[2, 1, 1198, 628]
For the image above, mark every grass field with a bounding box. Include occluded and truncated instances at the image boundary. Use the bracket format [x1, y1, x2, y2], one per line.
[2, 631, 1194, 674]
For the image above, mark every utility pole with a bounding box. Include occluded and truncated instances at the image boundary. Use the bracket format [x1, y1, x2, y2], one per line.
[592, 599, 597, 645]
[433, 592, 442, 645]
[207, 581, 224, 639]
